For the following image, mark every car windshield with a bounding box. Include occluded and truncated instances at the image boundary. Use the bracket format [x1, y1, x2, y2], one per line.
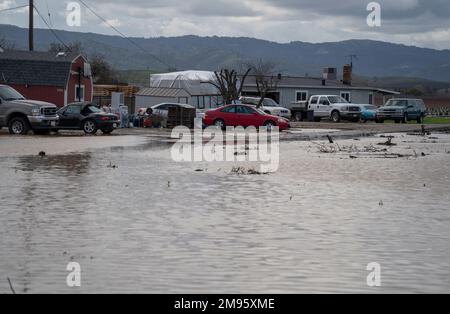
[255, 108, 266, 115]
[386, 100, 408, 107]
[242, 98, 278, 107]
[328, 96, 348, 104]
[86, 105, 102, 113]
[0, 86, 25, 101]
[263, 99, 279, 107]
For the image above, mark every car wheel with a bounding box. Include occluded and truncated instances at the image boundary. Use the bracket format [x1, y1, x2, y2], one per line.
[8, 117, 30, 135]
[402, 114, 408, 124]
[331, 111, 341, 123]
[213, 119, 225, 130]
[263, 120, 276, 131]
[314, 117, 321, 122]
[294, 112, 303, 122]
[417, 115, 425, 124]
[82, 119, 98, 135]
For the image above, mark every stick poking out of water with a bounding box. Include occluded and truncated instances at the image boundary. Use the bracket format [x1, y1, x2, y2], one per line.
[7, 277, 16, 294]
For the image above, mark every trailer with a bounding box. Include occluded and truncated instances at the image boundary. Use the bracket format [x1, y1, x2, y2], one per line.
[289, 101, 314, 122]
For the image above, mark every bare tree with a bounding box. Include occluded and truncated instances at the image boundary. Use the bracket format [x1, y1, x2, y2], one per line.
[90, 53, 120, 84]
[245, 59, 280, 108]
[208, 68, 251, 105]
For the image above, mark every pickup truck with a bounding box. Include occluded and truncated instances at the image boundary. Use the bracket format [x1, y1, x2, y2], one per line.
[308, 95, 362, 122]
[0, 85, 59, 135]
[376, 98, 427, 124]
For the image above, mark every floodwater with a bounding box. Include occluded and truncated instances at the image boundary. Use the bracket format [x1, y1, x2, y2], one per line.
[1, 133, 450, 294]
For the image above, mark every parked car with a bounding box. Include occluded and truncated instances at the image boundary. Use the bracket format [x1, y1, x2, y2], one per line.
[377, 98, 427, 123]
[359, 105, 378, 122]
[0, 84, 58, 135]
[203, 104, 290, 130]
[307, 95, 362, 122]
[55, 102, 119, 134]
[240, 97, 292, 119]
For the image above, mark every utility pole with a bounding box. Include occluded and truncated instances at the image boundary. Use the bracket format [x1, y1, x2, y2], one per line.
[29, 0, 34, 51]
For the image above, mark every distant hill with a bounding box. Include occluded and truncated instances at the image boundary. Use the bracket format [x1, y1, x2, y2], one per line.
[2, 24, 450, 85]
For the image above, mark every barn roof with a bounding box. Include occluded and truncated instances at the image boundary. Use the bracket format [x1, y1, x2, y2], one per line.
[0, 51, 82, 87]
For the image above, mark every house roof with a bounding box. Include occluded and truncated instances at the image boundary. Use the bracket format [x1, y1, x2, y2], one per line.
[0, 51, 82, 87]
[137, 87, 190, 98]
[243, 75, 399, 95]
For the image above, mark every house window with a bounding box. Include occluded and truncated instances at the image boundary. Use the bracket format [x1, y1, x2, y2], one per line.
[296, 90, 309, 102]
[341, 92, 351, 103]
[75, 85, 85, 102]
[368, 93, 374, 105]
[197, 96, 205, 109]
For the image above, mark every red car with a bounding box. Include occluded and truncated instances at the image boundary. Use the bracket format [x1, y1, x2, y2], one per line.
[203, 104, 290, 130]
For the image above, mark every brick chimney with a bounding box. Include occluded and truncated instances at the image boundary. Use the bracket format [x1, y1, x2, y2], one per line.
[343, 64, 352, 85]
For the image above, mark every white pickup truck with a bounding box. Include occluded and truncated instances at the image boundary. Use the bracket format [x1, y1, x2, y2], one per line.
[308, 95, 362, 122]
[240, 97, 292, 119]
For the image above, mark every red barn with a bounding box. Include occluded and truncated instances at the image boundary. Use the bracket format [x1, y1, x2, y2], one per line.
[0, 50, 93, 107]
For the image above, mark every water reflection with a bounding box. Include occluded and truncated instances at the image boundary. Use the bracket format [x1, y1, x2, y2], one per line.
[1, 135, 450, 293]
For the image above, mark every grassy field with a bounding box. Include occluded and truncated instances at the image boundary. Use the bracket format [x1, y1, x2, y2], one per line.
[382, 117, 450, 124]
[424, 117, 450, 124]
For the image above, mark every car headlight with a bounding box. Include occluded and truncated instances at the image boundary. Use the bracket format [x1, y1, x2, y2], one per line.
[31, 108, 41, 116]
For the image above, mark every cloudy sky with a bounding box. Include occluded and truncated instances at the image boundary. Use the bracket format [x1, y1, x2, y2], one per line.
[1, 0, 450, 49]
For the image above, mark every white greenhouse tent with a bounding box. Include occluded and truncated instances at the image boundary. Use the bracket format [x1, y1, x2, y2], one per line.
[135, 71, 224, 111]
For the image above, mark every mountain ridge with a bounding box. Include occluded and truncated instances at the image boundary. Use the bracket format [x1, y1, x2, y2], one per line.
[2, 24, 450, 83]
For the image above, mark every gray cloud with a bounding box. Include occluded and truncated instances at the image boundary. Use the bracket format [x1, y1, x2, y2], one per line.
[1, 0, 450, 49]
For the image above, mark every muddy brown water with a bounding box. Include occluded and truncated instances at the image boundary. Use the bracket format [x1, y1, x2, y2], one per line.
[1, 133, 450, 293]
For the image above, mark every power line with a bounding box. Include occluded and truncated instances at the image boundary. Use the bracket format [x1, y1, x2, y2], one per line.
[77, 0, 173, 70]
[33, 5, 71, 51]
[45, 0, 53, 27]
[0, 4, 29, 13]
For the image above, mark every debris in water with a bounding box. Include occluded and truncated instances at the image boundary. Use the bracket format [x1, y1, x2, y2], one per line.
[107, 161, 117, 169]
[327, 135, 334, 144]
[378, 136, 397, 146]
[195, 169, 204, 172]
[38, 151, 46, 157]
[379, 200, 384, 207]
[7, 277, 15, 294]
[230, 167, 267, 175]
